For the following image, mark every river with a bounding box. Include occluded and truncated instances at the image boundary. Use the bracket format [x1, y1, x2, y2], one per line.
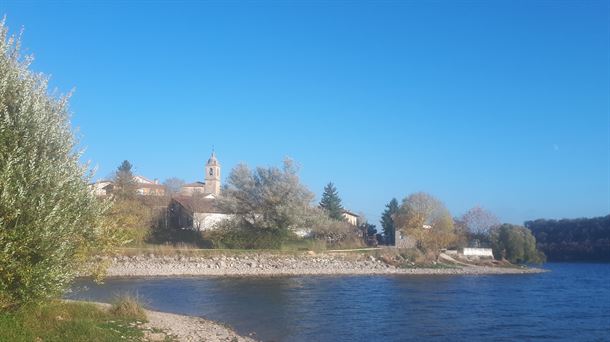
[67, 263, 610, 341]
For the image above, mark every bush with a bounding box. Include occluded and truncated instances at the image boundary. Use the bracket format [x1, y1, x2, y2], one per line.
[203, 224, 289, 249]
[0, 20, 113, 308]
[308, 208, 362, 247]
[110, 295, 147, 321]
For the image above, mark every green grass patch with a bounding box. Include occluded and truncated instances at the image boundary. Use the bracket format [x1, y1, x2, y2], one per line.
[0, 300, 148, 342]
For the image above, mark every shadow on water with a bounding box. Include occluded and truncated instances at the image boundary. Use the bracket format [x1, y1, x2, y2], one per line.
[67, 263, 610, 342]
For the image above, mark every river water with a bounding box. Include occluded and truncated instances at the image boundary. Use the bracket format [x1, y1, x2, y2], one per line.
[68, 263, 610, 341]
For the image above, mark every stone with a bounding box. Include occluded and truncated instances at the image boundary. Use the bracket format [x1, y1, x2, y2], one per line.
[146, 332, 167, 341]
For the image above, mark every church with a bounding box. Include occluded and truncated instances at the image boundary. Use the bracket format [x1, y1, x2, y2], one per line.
[178, 151, 222, 198]
[169, 151, 227, 230]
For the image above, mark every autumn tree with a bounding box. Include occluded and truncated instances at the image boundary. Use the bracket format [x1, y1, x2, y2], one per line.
[105, 161, 152, 244]
[394, 192, 456, 258]
[319, 182, 344, 221]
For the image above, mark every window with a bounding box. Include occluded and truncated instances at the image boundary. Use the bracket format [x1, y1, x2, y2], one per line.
[209, 168, 213, 176]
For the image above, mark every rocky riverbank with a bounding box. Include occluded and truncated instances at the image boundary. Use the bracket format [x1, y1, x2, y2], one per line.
[104, 252, 545, 277]
[82, 301, 256, 342]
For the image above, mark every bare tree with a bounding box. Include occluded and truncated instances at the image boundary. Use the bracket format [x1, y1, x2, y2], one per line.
[461, 206, 499, 236]
[163, 177, 185, 195]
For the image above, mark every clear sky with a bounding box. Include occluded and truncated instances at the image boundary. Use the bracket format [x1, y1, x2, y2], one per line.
[2, 1, 609, 225]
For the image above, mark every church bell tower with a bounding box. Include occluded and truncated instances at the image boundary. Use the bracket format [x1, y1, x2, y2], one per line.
[204, 150, 221, 196]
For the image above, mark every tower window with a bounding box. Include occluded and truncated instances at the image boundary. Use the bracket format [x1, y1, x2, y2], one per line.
[209, 168, 214, 176]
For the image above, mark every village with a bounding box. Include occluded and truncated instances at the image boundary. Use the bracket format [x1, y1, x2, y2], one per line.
[88, 150, 500, 262]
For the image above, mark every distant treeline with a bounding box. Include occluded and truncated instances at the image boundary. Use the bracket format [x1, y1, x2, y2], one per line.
[525, 215, 610, 262]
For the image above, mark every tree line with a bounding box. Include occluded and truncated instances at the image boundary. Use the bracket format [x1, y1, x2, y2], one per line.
[525, 216, 610, 262]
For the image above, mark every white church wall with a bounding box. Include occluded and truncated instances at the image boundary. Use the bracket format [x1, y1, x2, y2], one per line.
[193, 213, 230, 231]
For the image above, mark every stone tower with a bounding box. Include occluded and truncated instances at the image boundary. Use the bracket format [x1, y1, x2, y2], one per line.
[204, 151, 221, 196]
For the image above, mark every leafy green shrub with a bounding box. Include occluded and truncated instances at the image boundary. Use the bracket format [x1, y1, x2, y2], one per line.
[0, 20, 113, 308]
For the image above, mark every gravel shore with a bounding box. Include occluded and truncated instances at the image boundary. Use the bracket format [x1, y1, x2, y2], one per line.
[104, 252, 545, 277]
[84, 301, 256, 342]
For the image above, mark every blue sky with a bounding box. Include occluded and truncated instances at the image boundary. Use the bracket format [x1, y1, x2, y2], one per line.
[2, 1, 608, 225]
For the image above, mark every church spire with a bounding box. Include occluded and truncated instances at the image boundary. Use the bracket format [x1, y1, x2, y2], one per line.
[204, 149, 221, 196]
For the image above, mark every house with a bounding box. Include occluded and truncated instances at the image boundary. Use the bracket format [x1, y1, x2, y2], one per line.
[89, 175, 166, 197]
[133, 176, 166, 196]
[169, 195, 228, 231]
[180, 182, 206, 195]
[90, 180, 113, 196]
[342, 210, 359, 226]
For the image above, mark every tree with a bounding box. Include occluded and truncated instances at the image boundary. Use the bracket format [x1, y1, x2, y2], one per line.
[461, 206, 499, 237]
[362, 222, 377, 237]
[0, 21, 114, 308]
[380, 198, 399, 245]
[113, 160, 137, 199]
[489, 224, 545, 264]
[163, 177, 185, 195]
[394, 192, 456, 258]
[217, 159, 316, 234]
[525, 215, 610, 262]
[319, 182, 344, 221]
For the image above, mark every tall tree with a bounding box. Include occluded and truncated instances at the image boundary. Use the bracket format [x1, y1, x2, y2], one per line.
[394, 192, 456, 258]
[380, 198, 399, 245]
[0, 21, 114, 308]
[113, 160, 137, 199]
[319, 182, 344, 221]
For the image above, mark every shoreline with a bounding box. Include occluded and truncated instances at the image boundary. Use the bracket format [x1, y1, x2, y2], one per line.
[102, 253, 546, 278]
[72, 300, 257, 342]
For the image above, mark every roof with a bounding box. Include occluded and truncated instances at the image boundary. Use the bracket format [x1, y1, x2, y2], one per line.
[207, 151, 220, 166]
[172, 195, 223, 214]
[134, 175, 155, 184]
[342, 210, 359, 217]
[183, 182, 205, 188]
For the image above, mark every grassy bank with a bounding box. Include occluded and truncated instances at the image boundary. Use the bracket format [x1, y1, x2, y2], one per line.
[0, 300, 160, 342]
